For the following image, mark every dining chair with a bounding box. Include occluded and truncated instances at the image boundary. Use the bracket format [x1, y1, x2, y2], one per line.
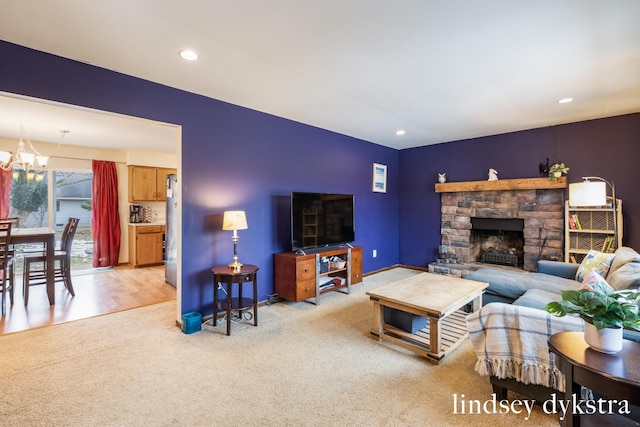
[0, 220, 15, 316]
[1, 217, 20, 228]
[23, 217, 79, 305]
[1, 217, 19, 255]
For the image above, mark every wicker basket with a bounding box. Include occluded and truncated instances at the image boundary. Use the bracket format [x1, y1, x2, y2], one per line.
[329, 260, 346, 269]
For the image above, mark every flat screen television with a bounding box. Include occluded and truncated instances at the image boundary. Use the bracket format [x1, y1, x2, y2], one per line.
[291, 192, 355, 252]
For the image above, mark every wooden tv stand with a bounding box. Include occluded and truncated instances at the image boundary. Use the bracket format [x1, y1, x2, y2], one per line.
[274, 246, 362, 305]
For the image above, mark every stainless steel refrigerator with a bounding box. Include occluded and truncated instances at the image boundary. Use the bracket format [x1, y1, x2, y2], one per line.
[165, 174, 178, 286]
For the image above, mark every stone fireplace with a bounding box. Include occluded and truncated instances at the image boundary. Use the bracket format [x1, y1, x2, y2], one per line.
[434, 177, 566, 272]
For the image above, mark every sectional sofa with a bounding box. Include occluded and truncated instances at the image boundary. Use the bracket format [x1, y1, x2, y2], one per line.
[464, 246, 640, 402]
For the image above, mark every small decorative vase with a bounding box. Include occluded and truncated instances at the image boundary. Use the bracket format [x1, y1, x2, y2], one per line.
[584, 322, 623, 353]
[553, 171, 562, 178]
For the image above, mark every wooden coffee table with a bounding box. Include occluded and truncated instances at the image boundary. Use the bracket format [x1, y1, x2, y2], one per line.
[366, 272, 488, 363]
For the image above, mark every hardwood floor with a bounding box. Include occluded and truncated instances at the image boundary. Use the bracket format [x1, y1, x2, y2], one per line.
[0, 264, 176, 335]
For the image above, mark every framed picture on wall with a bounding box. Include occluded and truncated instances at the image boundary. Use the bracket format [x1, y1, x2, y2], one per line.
[372, 163, 387, 193]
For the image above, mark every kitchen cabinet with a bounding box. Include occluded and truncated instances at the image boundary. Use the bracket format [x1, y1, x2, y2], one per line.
[129, 224, 165, 267]
[128, 165, 177, 202]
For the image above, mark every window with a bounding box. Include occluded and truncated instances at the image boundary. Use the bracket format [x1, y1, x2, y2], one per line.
[52, 170, 93, 270]
[9, 167, 48, 228]
[9, 168, 94, 271]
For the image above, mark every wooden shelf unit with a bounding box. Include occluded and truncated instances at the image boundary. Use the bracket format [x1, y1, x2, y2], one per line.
[565, 199, 622, 264]
[274, 246, 362, 305]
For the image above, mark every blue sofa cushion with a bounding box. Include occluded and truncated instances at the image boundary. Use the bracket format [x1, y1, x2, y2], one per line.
[537, 260, 579, 279]
[513, 289, 563, 310]
[464, 267, 580, 301]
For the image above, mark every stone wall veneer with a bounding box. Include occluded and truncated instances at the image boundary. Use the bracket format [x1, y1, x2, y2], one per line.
[439, 188, 564, 271]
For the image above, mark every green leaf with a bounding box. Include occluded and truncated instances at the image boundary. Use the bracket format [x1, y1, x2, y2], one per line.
[545, 301, 565, 317]
[545, 288, 640, 331]
[560, 290, 582, 305]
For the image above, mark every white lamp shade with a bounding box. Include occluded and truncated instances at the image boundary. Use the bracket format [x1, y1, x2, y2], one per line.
[35, 155, 49, 167]
[569, 181, 607, 207]
[18, 151, 35, 165]
[222, 211, 248, 231]
[0, 151, 12, 164]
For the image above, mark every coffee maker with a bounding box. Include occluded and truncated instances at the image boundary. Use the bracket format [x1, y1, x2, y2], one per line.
[129, 204, 142, 223]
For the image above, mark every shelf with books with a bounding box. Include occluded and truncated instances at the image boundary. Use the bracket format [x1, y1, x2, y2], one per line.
[564, 200, 622, 263]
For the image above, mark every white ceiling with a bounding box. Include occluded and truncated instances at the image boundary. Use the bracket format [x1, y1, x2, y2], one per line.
[0, 92, 180, 153]
[1, 0, 639, 151]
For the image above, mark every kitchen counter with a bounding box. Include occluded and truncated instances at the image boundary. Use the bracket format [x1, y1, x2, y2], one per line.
[128, 221, 166, 227]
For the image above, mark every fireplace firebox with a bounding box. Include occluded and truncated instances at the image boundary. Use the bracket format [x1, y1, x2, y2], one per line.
[470, 218, 524, 267]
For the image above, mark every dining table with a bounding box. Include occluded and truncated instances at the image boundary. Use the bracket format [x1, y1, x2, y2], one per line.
[12, 227, 56, 305]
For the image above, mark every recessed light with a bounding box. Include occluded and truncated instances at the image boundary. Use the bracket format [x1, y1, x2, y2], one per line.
[558, 97, 573, 104]
[396, 129, 406, 136]
[179, 50, 199, 61]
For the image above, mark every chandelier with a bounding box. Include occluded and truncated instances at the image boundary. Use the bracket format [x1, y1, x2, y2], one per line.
[0, 125, 68, 172]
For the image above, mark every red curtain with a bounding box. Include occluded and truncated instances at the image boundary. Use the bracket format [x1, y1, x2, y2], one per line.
[92, 160, 121, 267]
[0, 169, 12, 218]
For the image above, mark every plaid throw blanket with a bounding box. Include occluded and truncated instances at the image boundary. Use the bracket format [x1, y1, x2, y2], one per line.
[466, 303, 583, 392]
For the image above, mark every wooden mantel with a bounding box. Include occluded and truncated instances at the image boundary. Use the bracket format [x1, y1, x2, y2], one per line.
[435, 176, 567, 193]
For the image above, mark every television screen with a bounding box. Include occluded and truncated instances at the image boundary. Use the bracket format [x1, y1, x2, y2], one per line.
[291, 192, 355, 251]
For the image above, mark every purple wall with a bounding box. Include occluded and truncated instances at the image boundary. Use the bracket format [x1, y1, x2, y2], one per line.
[3, 40, 638, 316]
[399, 114, 640, 267]
[0, 41, 399, 315]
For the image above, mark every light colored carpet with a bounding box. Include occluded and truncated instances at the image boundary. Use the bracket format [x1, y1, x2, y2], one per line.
[0, 268, 557, 426]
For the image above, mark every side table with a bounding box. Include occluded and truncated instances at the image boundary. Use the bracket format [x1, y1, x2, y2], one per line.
[211, 264, 259, 336]
[548, 331, 640, 427]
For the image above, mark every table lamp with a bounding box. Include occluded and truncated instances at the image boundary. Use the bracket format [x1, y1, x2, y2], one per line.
[222, 210, 248, 271]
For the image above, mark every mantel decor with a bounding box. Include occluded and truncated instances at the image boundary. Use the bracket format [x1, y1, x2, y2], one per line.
[435, 176, 567, 193]
[548, 163, 569, 181]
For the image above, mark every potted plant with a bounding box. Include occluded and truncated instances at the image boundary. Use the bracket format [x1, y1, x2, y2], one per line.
[548, 163, 569, 181]
[545, 277, 640, 353]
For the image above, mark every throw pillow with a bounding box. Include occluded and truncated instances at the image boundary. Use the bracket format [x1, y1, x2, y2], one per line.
[575, 250, 616, 282]
[580, 270, 614, 294]
[606, 261, 640, 291]
[608, 247, 640, 276]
